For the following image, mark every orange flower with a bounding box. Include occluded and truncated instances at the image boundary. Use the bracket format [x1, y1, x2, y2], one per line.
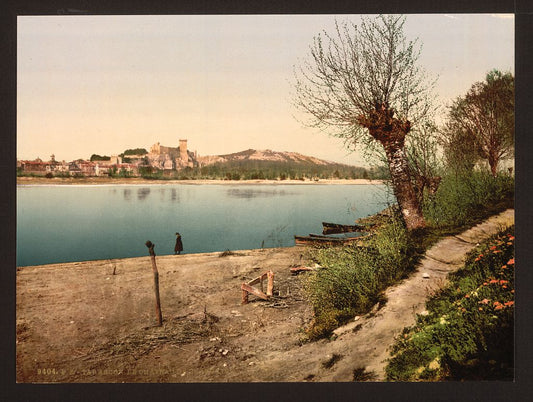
[500, 280, 508, 284]
[483, 282, 488, 286]
[465, 294, 470, 298]
[489, 279, 499, 284]
[507, 242, 513, 245]
[504, 301, 514, 307]
[490, 245, 497, 250]
[502, 285, 507, 289]
[479, 298, 491, 305]
[501, 265, 508, 269]
[495, 305, 504, 310]
[511, 290, 515, 293]
[508, 235, 515, 241]
[475, 257, 481, 262]
[493, 250, 502, 254]
[508, 259, 515, 265]
[479, 307, 483, 311]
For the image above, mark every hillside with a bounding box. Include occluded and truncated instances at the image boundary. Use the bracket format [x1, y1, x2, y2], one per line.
[189, 149, 383, 181]
[197, 149, 335, 167]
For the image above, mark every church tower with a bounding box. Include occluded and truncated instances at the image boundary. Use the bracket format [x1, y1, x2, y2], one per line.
[179, 139, 188, 162]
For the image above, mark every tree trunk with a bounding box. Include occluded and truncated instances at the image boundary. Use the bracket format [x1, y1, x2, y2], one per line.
[357, 103, 426, 231]
[488, 151, 499, 177]
[383, 142, 426, 231]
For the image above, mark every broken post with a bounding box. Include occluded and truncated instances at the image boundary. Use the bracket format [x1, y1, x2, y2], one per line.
[145, 240, 163, 326]
[267, 270, 274, 297]
[241, 270, 275, 305]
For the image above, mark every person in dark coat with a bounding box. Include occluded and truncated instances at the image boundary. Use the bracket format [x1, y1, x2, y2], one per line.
[174, 232, 183, 255]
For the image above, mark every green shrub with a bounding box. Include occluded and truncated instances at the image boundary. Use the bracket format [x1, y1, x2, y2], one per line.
[304, 212, 414, 340]
[385, 228, 515, 381]
[423, 171, 514, 227]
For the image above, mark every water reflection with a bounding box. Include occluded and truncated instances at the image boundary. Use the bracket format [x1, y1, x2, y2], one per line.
[170, 188, 179, 202]
[226, 188, 295, 199]
[137, 188, 151, 200]
[123, 188, 131, 201]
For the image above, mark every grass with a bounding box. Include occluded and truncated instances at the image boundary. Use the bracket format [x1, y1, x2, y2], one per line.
[302, 171, 514, 341]
[303, 209, 416, 340]
[385, 227, 515, 381]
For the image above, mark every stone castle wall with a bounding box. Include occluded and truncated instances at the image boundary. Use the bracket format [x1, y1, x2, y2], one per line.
[148, 140, 197, 170]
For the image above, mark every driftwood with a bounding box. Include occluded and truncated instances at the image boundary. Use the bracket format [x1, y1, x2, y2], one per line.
[290, 266, 315, 275]
[241, 270, 274, 304]
[145, 241, 163, 326]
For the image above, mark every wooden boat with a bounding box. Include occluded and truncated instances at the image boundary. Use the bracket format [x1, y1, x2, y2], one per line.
[322, 222, 374, 235]
[294, 233, 371, 246]
[294, 235, 344, 246]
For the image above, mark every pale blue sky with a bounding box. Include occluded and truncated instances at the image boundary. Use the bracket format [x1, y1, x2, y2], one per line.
[17, 14, 514, 165]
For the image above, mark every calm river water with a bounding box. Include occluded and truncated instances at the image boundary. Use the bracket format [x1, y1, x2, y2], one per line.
[17, 183, 389, 266]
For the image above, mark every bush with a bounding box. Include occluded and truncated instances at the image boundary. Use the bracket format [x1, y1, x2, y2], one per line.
[304, 212, 415, 340]
[385, 228, 515, 381]
[423, 171, 514, 228]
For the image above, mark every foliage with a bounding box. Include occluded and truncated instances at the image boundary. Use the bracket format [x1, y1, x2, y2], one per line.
[134, 160, 384, 181]
[121, 148, 148, 156]
[423, 171, 514, 228]
[441, 70, 514, 176]
[303, 167, 513, 341]
[90, 154, 111, 161]
[293, 15, 435, 148]
[293, 14, 438, 230]
[385, 228, 515, 381]
[304, 211, 416, 339]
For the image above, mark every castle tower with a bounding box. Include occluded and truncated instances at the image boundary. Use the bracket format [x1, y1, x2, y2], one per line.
[179, 139, 188, 162]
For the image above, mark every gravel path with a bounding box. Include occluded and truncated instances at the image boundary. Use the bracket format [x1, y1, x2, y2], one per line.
[248, 209, 515, 382]
[320, 208, 515, 381]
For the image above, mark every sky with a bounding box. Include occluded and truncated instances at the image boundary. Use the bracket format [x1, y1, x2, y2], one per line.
[17, 14, 514, 166]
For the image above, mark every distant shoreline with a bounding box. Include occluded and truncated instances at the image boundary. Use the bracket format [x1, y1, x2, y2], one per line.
[17, 177, 384, 186]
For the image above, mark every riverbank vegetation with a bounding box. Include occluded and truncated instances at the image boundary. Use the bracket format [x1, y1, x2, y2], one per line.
[385, 227, 515, 381]
[294, 15, 514, 364]
[139, 160, 388, 181]
[302, 170, 514, 341]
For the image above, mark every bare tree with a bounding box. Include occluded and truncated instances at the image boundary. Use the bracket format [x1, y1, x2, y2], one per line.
[293, 15, 436, 230]
[444, 70, 514, 177]
[405, 119, 442, 205]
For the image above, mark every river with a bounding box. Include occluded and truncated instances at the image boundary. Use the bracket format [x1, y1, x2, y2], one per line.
[16, 183, 389, 266]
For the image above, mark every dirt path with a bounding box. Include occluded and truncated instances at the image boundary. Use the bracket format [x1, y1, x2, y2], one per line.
[16, 209, 514, 383]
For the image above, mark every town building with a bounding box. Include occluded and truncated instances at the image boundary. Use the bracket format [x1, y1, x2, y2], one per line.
[18, 140, 199, 177]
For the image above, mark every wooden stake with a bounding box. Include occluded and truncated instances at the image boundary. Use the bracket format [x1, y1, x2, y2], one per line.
[145, 241, 163, 326]
[241, 287, 249, 304]
[267, 271, 274, 297]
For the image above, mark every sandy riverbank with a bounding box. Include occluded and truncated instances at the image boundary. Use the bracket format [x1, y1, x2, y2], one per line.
[16, 246, 316, 382]
[17, 176, 383, 186]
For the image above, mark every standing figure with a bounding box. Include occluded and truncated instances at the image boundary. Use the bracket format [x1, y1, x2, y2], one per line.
[174, 232, 183, 255]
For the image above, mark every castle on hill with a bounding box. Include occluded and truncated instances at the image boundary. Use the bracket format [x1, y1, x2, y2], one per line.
[147, 139, 199, 170]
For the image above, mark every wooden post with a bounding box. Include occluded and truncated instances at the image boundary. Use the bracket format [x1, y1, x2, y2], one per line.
[145, 241, 163, 326]
[267, 271, 274, 297]
[241, 286, 249, 304]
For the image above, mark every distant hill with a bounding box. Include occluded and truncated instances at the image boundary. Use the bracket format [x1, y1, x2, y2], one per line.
[191, 149, 386, 180]
[197, 149, 338, 167]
